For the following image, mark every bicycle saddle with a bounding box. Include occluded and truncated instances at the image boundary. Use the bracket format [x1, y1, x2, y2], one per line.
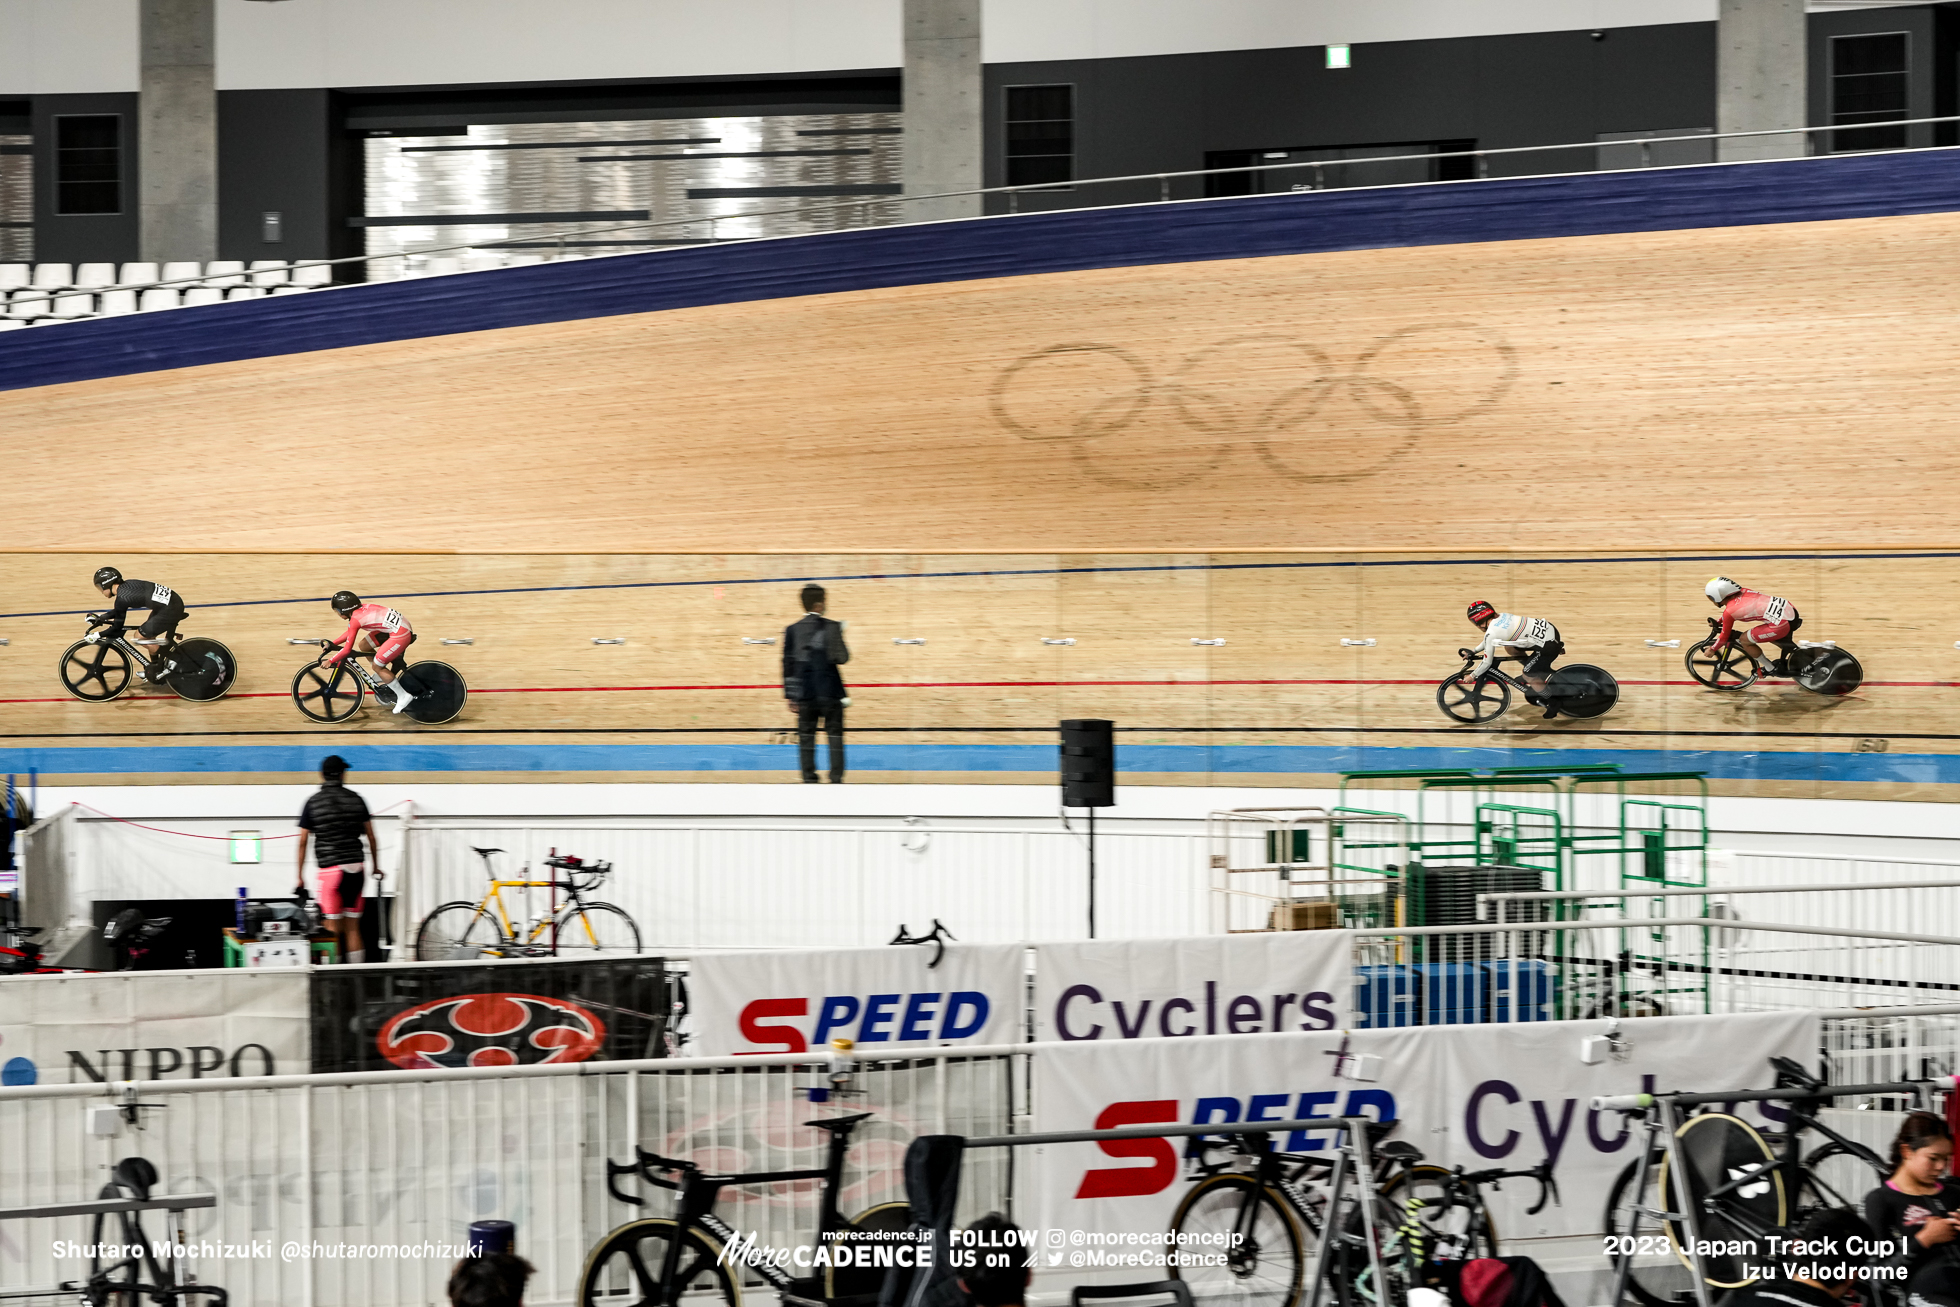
[471, 847, 503, 857]
[1376, 1141, 1422, 1160]
[114, 1156, 158, 1199]
[804, 1112, 874, 1133]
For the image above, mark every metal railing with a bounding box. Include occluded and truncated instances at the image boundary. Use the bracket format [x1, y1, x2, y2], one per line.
[1350, 915, 1960, 1025]
[0, 1046, 1013, 1307]
[8, 113, 1960, 315]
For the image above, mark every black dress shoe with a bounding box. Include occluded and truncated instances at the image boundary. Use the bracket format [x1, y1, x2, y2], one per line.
[801, 775, 820, 783]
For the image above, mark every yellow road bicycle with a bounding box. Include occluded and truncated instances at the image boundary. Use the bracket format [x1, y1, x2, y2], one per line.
[414, 846, 641, 960]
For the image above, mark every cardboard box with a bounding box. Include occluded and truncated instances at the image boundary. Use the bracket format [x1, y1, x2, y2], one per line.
[1270, 900, 1339, 931]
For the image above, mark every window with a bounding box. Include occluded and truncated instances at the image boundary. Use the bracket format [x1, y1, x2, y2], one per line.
[1831, 32, 1909, 152]
[55, 114, 121, 215]
[1005, 85, 1072, 187]
[1204, 141, 1475, 198]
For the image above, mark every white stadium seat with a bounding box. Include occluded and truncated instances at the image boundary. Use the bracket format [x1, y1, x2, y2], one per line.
[504, 254, 546, 268]
[97, 289, 138, 315]
[270, 285, 310, 295]
[119, 262, 160, 286]
[289, 261, 333, 286]
[74, 263, 116, 289]
[160, 261, 203, 285]
[0, 265, 26, 291]
[225, 286, 264, 301]
[424, 256, 464, 276]
[137, 287, 180, 312]
[182, 287, 224, 307]
[31, 263, 74, 290]
[50, 292, 94, 319]
[6, 291, 43, 319]
[462, 252, 506, 272]
[247, 260, 290, 286]
[203, 260, 245, 288]
[0, 318, 25, 331]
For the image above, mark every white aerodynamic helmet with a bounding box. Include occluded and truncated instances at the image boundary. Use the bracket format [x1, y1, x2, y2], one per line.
[1706, 576, 1742, 606]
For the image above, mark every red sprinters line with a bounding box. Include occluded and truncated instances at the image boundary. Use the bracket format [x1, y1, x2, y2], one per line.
[4, 677, 1952, 707]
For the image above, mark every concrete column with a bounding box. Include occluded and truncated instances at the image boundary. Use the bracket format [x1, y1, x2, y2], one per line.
[140, 0, 217, 262]
[1717, 0, 1808, 162]
[902, 0, 983, 222]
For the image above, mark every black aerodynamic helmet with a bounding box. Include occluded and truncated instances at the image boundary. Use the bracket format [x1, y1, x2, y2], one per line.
[330, 591, 361, 617]
[93, 566, 122, 590]
[1466, 599, 1498, 626]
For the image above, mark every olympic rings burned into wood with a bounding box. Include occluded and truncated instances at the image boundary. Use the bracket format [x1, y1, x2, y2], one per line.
[986, 324, 1519, 489]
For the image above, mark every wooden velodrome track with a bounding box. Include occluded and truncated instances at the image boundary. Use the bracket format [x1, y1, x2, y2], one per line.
[7, 171, 1960, 794]
[0, 550, 1955, 797]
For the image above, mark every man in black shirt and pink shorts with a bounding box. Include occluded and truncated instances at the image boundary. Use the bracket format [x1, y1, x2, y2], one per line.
[296, 754, 381, 964]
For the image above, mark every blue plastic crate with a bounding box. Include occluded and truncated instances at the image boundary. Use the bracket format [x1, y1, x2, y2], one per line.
[1355, 964, 1419, 1028]
[1424, 962, 1485, 1025]
[1483, 959, 1555, 1022]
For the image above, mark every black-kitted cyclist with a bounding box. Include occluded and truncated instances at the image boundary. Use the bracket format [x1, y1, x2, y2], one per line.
[90, 565, 189, 683]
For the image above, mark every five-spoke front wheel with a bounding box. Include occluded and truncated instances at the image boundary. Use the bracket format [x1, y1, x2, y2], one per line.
[60, 639, 134, 702]
[291, 661, 366, 723]
[1436, 670, 1511, 723]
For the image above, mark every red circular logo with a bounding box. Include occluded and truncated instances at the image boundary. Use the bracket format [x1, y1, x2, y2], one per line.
[376, 993, 607, 1069]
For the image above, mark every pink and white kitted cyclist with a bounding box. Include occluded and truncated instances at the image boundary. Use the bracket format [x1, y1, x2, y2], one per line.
[324, 590, 421, 713]
[1707, 577, 1801, 679]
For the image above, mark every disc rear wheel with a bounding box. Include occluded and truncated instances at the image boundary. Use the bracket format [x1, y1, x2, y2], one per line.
[165, 637, 238, 702]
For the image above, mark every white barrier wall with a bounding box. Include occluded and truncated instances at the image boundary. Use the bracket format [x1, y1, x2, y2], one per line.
[1026, 1011, 1821, 1290]
[0, 969, 310, 1085]
[0, 1053, 1011, 1307]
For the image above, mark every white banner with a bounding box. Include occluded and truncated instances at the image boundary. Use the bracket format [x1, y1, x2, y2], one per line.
[689, 943, 1024, 1056]
[1027, 1010, 1819, 1260]
[0, 969, 311, 1085]
[1033, 933, 1352, 1042]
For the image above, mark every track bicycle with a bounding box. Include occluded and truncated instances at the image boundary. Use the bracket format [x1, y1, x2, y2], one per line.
[289, 638, 467, 725]
[1166, 1124, 1417, 1307]
[60, 1156, 228, 1306]
[60, 614, 236, 704]
[414, 845, 641, 960]
[1378, 1157, 1557, 1267]
[1436, 648, 1619, 723]
[1602, 1056, 1892, 1307]
[1685, 618, 1863, 696]
[579, 1110, 911, 1307]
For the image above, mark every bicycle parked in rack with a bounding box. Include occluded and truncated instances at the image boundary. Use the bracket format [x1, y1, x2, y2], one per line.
[60, 1156, 228, 1307]
[414, 845, 641, 960]
[1602, 1056, 1892, 1307]
[60, 614, 236, 703]
[289, 638, 467, 725]
[580, 1110, 910, 1307]
[1378, 1157, 1557, 1268]
[1166, 1122, 1415, 1307]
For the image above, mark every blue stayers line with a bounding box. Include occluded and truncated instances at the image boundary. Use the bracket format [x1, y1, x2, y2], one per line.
[2, 742, 1955, 784]
[5, 550, 1957, 620]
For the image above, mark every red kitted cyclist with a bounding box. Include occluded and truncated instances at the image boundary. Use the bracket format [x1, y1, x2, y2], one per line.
[1706, 576, 1802, 680]
[324, 590, 420, 714]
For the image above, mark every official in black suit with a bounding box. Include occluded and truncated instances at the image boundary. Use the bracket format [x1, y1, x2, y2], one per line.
[784, 584, 850, 783]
